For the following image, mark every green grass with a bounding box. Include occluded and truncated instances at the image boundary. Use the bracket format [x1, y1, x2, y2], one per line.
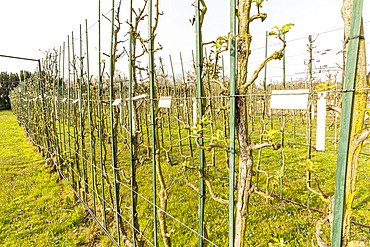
[0, 110, 110, 247]
[9, 94, 370, 246]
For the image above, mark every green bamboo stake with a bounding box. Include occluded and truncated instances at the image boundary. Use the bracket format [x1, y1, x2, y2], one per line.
[169, 55, 184, 157]
[61, 42, 66, 159]
[98, 0, 107, 229]
[195, 1, 205, 246]
[108, 0, 121, 244]
[57, 47, 63, 158]
[79, 24, 88, 202]
[332, 0, 363, 245]
[52, 51, 61, 170]
[67, 35, 74, 187]
[229, 0, 236, 246]
[72, 31, 82, 192]
[85, 19, 96, 215]
[128, 0, 136, 245]
[148, 0, 158, 245]
[180, 52, 195, 165]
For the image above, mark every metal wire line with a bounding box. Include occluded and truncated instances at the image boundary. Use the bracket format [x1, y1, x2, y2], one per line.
[16, 121, 121, 245]
[47, 127, 220, 246]
[28, 85, 347, 103]
[24, 125, 156, 247]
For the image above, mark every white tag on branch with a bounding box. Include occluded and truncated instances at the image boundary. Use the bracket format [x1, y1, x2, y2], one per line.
[125, 94, 147, 101]
[112, 98, 122, 106]
[72, 98, 80, 104]
[270, 89, 309, 110]
[316, 92, 327, 151]
[158, 96, 172, 108]
[61, 98, 67, 102]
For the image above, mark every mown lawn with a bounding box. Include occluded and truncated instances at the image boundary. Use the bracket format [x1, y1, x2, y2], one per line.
[0, 110, 111, 247]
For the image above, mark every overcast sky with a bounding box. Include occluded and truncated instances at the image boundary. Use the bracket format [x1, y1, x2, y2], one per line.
[0, 0, 369, 83]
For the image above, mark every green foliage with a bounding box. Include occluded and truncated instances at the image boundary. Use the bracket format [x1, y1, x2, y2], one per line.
[262, 129, 280, 142]
[253, 0, 268, 9]
[211, 33, 237, 53]
[301, 159, 320, 173]
[268, 23, 295, 38]
[313, 79, 338, 92]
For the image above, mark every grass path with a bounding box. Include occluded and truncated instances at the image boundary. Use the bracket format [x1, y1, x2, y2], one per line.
[0, 110, 107, 246]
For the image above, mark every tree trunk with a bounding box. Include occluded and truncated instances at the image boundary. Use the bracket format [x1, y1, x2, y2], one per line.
[234, 97, 254, 247]
[341, 0, 368, 245]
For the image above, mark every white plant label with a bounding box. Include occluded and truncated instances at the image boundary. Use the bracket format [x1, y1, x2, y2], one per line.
[158, 96, 172, 108]
[316, 92, 326, 151]
[61, 98, 67, 102]
[72, 98, 80, 104]
[126, 94, 147, 101]
[270, 89, 309, 110]
[112, 98, 122, 106]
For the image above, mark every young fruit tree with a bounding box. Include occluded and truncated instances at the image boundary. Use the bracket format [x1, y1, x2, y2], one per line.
[191, 1, 293, 246]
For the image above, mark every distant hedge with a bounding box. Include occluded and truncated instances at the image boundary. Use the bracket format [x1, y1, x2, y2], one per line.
[0, 71, 32, 110]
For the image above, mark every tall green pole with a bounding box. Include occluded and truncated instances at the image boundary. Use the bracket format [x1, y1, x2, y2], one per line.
[79, 24, 88, 202]
[332, 0, 363, 246]
[229, 0, 236, 246]
[170, 55, 184, 156]
[85, 19, 96, 215]
[61, 42, 66, 157]
[128, 0, 136, 245]
[148, 0, 158, 245]
[67, 35, 74, 186]
[108, 0, 121, 244]
[180, 52, 195, 164]
[195, 1, 205, 246]
[98, 0, 107, 229]
[264, 31, 268, 90]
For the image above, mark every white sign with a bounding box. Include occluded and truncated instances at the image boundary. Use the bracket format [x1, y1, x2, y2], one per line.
[61, 98, 67, 102]
[158, 96, 172, 108]
[112, 98, 122, 106]
[72, 98, 80, 104]
[270, 89, 309, 110]
[125, 94, 147, 101]
[316, 92, 327, 151]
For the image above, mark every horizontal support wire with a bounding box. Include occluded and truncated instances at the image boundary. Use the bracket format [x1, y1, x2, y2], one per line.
[43, 124, 219, 246]
[22, 123, 155, 247]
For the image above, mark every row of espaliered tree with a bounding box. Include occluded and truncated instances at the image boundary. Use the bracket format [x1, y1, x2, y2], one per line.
[10, 0, 369, 246]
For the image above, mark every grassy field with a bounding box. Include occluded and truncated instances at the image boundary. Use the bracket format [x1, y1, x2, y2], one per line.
[7, 92, 370, 246]
[0, 110, 112, 247]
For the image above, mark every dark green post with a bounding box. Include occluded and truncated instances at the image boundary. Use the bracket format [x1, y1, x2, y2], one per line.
[85, 19, 96, 215]
[332, 0, 363, 245]
[148, 0, 158, 245]
[98, 0, 107, 228]
[195, 1, 205, 246]
[79, 24, 88, 202]
[128, 0, 136, 245]
[108, 0, 121, 244]
[229, 0, 236, 246]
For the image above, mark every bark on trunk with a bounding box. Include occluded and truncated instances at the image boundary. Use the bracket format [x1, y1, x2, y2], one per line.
[234, 97, 254, 247]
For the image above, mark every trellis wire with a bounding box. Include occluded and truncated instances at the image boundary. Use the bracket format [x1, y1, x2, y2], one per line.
[7, 1, 370, 246]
